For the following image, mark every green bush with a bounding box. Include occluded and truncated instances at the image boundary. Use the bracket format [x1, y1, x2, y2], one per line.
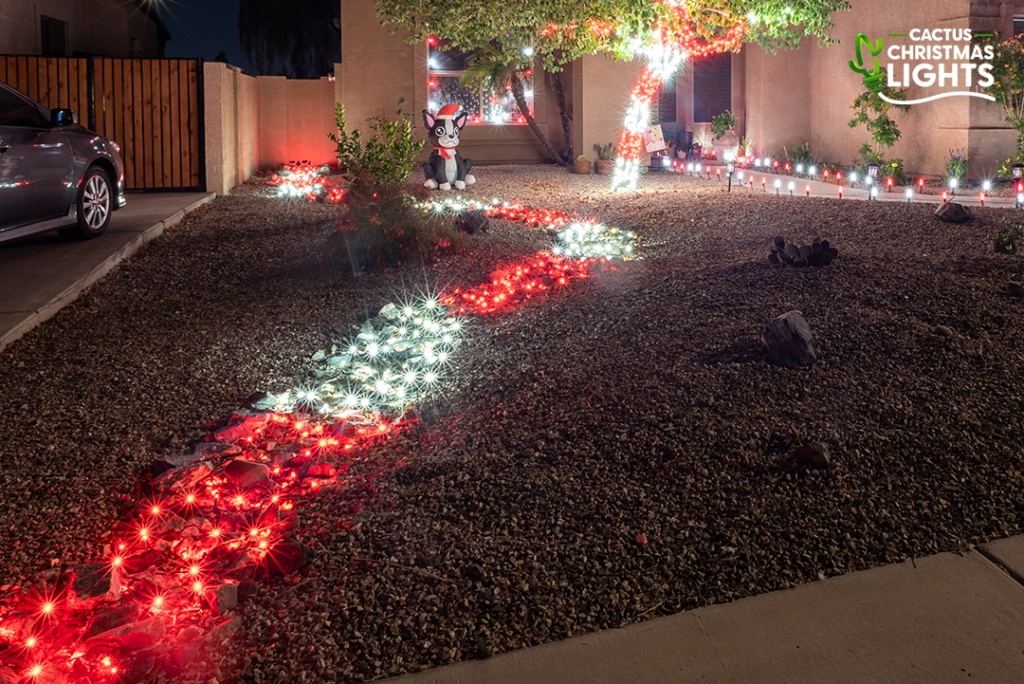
[329, 99, 423, 194]
[710, 110, 737, 141]
[990, 214, 1024, 254]
[328, 99, 463, 270]
[788, 140, 814, 165]
[999, 149, 1024, 179]
[886, 158, 909, 185]
[944, 148, 970, 186]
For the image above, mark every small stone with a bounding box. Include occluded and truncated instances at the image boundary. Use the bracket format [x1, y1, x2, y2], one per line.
[635, 533, 648, 545]
[463, 564, 485, 582]
[151, 461, 213, 493]
[215, 582, 239, 614]
[788, 442, 832, 470]
[311, 350, 325, 361]
[457, 209, 490, 234]
[72, 563, 110, 598]
[934, 201, 972, 223]
[245, 391, 277, 411]
[1008, 281, 1024, 297]
[192, 442, 241, 458]
[762, 311, 817, 369]
[933, 325, 954, 338]
[325, 355, 351, 368]
[265, 538, 314, 576]
[223, 459, 270, 489]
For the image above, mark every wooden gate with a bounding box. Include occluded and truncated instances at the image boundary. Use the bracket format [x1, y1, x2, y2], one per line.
[0, 56, 204, 191]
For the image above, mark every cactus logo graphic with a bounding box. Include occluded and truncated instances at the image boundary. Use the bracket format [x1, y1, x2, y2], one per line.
[848, 30, 996, 105]
[849, 33, 886, 94]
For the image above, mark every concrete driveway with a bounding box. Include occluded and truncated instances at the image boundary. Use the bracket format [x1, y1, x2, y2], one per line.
[0, 191, 215, 352]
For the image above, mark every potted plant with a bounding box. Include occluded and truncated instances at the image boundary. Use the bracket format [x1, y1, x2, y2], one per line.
[593, 144, 615, 174]
[710, 110, 739, 160]
[574, 154, 592, 174]
[668, 127, 692, 159]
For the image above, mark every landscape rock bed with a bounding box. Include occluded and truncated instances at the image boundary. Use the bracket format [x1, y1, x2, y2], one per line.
[1, 166, 1023, 682]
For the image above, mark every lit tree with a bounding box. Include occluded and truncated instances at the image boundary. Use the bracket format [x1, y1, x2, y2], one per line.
[238, 0, 341, 78]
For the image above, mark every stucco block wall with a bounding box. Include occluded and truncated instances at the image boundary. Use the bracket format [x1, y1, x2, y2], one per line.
[257, 76, 337, 168]
[572, 52, 646, 162]
[0, 0, 160, 57]
[745, 0, 1017, 177]
[204, 62, 337, 195]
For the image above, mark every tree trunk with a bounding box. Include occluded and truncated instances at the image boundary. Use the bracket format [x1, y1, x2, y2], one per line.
[509, 72, 565, 166]
[550, 71, 572, 164]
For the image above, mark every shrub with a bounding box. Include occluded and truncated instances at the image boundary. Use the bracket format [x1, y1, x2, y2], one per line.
[999, 149, 1024, 179]
[787, 140, 814, 165]
[329, 99, 422, 194]
[990, 214, 1024, 255]
[710, 110, 737, 141]
[328, 99, 463, 270]
[886, 158, 909, 185]
[944, 148, 970, 186]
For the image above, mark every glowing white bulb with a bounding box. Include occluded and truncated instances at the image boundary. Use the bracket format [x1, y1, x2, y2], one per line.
[949, 178, 958, 189]
[796, 164, 803, 173]
[982, 180, 991, 191]
[851, 172, 859, 182]
[808, 165, 816, 175]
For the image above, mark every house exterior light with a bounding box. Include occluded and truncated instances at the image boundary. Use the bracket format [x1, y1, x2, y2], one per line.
[867, 162, 879, 183]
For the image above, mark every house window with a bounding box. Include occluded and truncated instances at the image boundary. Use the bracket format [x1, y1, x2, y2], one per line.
[1015, 17, 1023, 38]
[427, 38, 532, 124]
[40, 16, 66, 56]
[657, 77, 677, 123]
[693, 53, 731, 123]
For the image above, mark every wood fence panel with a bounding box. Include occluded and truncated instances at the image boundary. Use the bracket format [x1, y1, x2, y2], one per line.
[0, 55, 203, 190]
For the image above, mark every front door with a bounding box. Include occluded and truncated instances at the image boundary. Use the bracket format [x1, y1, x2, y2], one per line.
[0, 87, 73, 233]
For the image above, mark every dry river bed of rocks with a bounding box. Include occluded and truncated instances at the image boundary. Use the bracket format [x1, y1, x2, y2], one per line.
[1, 165, 1023, 683]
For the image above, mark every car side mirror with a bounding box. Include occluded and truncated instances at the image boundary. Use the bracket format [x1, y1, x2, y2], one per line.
[50, 108, 77, 127]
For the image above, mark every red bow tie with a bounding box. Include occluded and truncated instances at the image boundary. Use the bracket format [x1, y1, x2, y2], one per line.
[435, 146, 454, 159]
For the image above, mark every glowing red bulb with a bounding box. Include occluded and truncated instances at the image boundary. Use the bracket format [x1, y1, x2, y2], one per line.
[152, 596, 163, 609]
[29, 665, 42, 677]
[112, 556, 122, 567]
[210, 528, 221, 538]
[26, 637, 36, 648]
[151, 505, 160, 515]
[41, 603, 53, 614]
[192, 581, 203, 593]
[189, 565, 200, 575]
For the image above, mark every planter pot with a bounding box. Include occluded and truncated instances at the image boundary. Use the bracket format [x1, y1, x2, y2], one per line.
[574, 160, 592, 174]
[713, 130, 740, 162]
[594, 159, 614, 175]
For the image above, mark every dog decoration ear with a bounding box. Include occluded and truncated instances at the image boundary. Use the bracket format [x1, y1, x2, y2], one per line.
[455, 112, 468, 129]
[422, 109, 436, 129]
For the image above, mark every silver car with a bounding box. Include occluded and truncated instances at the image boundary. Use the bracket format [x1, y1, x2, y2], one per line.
[0, 80, 125, 243]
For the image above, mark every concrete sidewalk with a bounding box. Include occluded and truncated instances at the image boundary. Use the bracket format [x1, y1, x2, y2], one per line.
[386, 536, 1024, 684]
[0, 191, 215, 352]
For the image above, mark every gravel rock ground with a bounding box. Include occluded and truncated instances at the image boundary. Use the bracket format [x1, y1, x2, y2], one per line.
[1, 165, 1024, 683]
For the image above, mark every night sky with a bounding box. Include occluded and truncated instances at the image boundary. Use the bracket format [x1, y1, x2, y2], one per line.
[158, 0, 251, 71]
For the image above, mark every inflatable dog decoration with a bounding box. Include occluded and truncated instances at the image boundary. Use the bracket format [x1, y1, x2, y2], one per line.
[423, 104, 475, 190]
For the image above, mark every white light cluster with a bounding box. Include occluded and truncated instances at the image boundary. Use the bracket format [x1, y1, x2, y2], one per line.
[552, 222, 636, 259]
[612, 158, 643, 192]
[643, 34, 685, 80]
[274, 164, 330, 199]
[271, 297, 463, 420]
[622, 97, 651, 134]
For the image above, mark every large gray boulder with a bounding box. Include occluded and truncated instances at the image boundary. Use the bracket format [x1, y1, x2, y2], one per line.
[935, 201, 972, 223]
[762, 311, 817, 369]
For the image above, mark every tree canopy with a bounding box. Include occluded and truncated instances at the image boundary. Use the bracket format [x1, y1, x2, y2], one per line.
[375, 0, 853, 70]
[238, 0, 341, 78]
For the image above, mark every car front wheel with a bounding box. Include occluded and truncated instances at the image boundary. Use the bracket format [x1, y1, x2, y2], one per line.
[60, 166, 112, 240]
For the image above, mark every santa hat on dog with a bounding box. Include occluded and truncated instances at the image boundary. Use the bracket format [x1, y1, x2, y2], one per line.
[436, 104, 462, 120]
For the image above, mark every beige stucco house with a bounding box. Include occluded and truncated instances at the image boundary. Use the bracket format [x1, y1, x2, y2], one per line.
[203, 0, 1024, 194]
[0, 0, 170, 58]
[337, 0, 1024, 177]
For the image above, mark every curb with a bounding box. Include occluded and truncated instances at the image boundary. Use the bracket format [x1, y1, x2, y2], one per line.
[0, 193, 217, 353]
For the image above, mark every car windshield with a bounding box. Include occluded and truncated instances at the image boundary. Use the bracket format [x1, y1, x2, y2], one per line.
[0, 89, 48, 127]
